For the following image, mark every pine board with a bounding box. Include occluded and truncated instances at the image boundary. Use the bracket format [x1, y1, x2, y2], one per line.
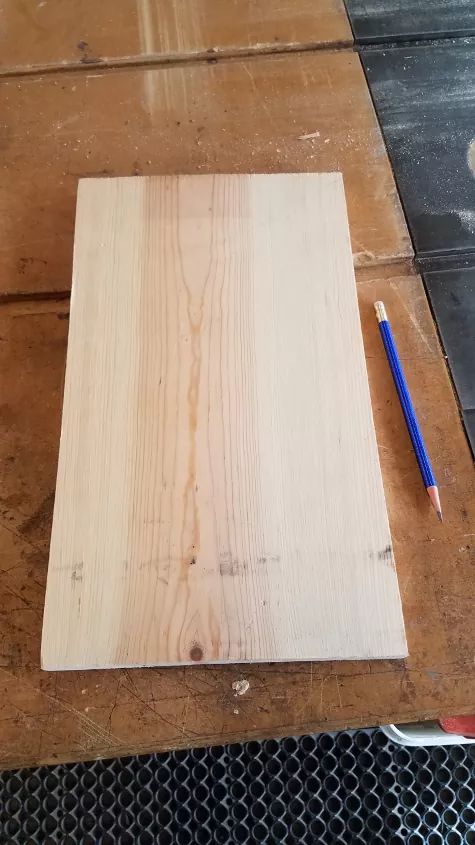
[3, 271, 474, 766]
[41, 173, 407, 671]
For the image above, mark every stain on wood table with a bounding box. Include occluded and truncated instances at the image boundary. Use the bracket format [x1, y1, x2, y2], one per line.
[1, 269, 474, 769]
[0, 0, 352, 76]
[0, 51, 410, 300]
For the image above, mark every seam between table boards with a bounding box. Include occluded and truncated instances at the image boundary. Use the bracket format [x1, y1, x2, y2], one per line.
[0, 40, 355, 82]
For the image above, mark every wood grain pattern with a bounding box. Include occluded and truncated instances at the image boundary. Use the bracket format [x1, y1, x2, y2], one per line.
[0, 51, 411, 300]
[41, 173, 406, 670]
[1, 270, 474, 767]
[0, 0, 351, 75]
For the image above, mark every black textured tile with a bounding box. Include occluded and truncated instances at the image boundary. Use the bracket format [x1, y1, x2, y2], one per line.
[346, 0, 475, 44]
[463, 409, 475, 455]
[424, 265, 475, 409]
[362, 43, 475, 259]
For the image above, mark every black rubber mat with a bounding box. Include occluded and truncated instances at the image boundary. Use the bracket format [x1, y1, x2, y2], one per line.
[361, 43, 475, 262]
[424, 265, 475, 452]
[1, 729, 474, 844]
[345, 0, 475, 45]
[463, 409, 475, 457]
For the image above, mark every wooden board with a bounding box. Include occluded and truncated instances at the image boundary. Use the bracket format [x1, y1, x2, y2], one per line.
[41, 173, 407, 671]
[0, 52, 411, 300]
[1, 270, 474, 767]
[0, 0, 351, 75]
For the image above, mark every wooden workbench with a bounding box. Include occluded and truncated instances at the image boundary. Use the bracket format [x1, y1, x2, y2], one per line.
[0, 1, 473, 770]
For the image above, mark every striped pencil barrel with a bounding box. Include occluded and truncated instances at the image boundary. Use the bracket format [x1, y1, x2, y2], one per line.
[374, 301, 442, 521]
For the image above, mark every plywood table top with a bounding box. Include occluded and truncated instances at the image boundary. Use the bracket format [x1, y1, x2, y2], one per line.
[0, 51, 410, 300]
[0, 11, 473, 768]
[0, 0, 351, 76]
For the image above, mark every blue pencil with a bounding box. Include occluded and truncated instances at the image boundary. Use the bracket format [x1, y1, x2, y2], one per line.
[374, 301, 442, 521]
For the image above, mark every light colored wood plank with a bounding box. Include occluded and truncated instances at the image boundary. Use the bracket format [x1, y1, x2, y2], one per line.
[2, 268, 475, 765]
[0, 0, 352, 74]
[0, 52, 411, 299]
[42, 173, 406, 670]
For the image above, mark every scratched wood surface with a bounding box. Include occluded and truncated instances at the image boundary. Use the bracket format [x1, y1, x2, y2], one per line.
[42, 173, 406, 670]
[0, 0, 470, 768]
[1, 269, 474, 767]
[0, 51, 411, 300]
[0, 0, 352, 75]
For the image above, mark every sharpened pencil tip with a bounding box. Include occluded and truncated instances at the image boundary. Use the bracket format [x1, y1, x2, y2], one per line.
[427, 486, 442, 522]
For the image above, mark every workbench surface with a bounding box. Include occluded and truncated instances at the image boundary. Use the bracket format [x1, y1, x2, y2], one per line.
[0, 2, 473, 769]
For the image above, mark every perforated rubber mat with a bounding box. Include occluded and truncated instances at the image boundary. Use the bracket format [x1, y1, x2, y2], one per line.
[1, 729, 474, 844]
